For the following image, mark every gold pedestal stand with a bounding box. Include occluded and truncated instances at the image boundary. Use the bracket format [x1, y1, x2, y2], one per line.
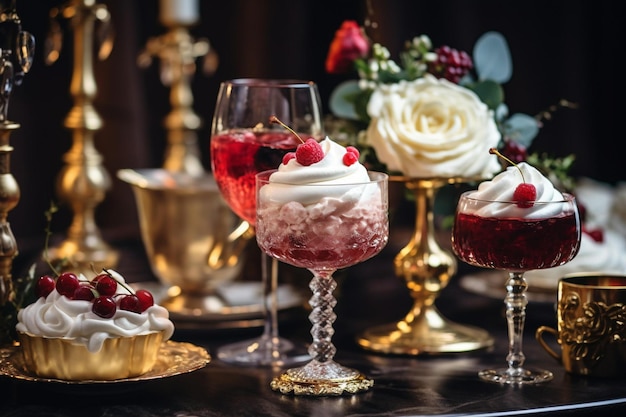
[45, 1, 118, 275]
[357, 177, 493, 355]
[138, 10, 218, 176]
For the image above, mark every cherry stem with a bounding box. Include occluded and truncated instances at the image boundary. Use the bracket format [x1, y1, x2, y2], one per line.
[489, 147, 526, 183]
[102, 268, 135, 294]
[269, 115, 304, 144]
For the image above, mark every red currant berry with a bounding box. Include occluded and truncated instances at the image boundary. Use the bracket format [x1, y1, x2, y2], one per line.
[73, 284, 96, 301]
[119, 294, 141, 313]
[36, 275, 56, 298]
[92, 296, 116, 318]
[56, 272, 80, 298]
[343, 152, 359, 166]
[93, 274, 117, 296]
[295, 139, 324, 166]
[135, 289, 154, 312]
[282, 152, 296, 165]
[346, 146, 360, 158]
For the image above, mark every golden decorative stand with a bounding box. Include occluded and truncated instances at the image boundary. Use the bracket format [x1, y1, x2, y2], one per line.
[137, 1, 218, 176]
[45, 0, 118, 275]
[357, 177, 493, 354]
[0, 2, 34, 304]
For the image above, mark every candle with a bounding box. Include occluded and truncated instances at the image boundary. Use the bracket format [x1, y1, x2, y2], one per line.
[159, 0, 199, 27]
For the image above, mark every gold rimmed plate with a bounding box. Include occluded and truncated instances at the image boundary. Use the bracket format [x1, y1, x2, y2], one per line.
[0, 340, 210, 387]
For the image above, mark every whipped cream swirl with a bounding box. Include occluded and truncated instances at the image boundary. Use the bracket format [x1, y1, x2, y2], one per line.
[465, 162, 567, 218]
[261, 137, 375, 206]
[16, 271, 175, 353]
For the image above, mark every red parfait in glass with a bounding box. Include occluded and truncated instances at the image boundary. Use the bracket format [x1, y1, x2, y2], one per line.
[452, 191, 581, 385]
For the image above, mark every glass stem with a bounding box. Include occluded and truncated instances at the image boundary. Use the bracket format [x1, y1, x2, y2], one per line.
[505, 271, 528, 376]
[308, 270, 338, 363]
[261, 253, 281, 348]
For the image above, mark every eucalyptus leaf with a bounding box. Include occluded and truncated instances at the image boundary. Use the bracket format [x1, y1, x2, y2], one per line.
[473, 31, 512, 84]
[468, 79, 503, 111]
[503, 113, 540, 146]
[329, 80, 361, 120]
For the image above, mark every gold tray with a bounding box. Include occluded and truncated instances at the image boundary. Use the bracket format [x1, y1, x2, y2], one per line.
[0, 340, 210, 385]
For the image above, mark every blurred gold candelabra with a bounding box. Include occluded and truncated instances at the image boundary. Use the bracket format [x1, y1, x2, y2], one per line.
[44, 0, 118, 275]
[138, 0, 218, 176]
[0, 0, 34, 304]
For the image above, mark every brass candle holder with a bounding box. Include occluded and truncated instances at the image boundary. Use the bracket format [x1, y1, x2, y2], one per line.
[44, 0, 118, 275]
[0, 1, 34, 304]
[137, 1, 218, 176]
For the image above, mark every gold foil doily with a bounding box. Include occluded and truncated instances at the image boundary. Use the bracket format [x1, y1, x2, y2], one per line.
[0, 340, 210, 385]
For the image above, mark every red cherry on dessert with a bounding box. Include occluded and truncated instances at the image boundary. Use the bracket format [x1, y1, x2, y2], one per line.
[295, 138, 324, 166]
[36, 275, 56, 298]
[135, 289, 154, 312]
[489, 147, 537, 208]
[513, 183, 537, 208]
[93, 274, 117, 296]
[92, 295, 116, 318]
[73, 284, 96, 301]
[343, 151, 359, 166]
[56, 272, 80, 298]
[119, 294, 142, 313]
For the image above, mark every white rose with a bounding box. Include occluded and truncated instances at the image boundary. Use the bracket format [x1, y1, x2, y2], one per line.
[365, 74, 501, 179]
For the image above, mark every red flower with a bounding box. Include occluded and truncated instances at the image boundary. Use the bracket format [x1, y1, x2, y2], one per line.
[325, 20, 370, 74]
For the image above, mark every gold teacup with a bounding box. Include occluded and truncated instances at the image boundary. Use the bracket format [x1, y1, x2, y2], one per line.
[536, 273, 626, 377]
[118, 169, 253, 315]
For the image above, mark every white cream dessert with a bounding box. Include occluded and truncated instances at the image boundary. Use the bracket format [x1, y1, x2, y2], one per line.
[256, 136, 388, 269]
[16, 269, 174, 380]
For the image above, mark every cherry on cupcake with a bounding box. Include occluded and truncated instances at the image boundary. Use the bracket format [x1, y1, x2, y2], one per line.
[119, 294, 142, 313]
[56, 272, 80, 298]
[36, 275, 56, 298]
[73, 284, 96, 301]
[135, 289, 154, 312]
[92, 295, 117, 318]
[489, 148, 537, 208]
[92, 273, 118, 296]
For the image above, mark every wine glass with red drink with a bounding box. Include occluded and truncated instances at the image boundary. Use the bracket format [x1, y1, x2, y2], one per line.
[452, 191, 581, 384]
[210, 79, 323, 365]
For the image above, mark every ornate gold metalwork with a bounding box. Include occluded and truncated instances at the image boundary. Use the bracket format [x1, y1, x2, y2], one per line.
[45, 0, 118, 275]
[137, 4, 218, 177]
[357, 177, 493, 354]
[0, 1, 34, 304]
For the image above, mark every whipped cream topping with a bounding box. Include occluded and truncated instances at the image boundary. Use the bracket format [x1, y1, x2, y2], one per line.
[465, 162, 567, 218]
[16, 271, 175, 353]
[261, 137, 375, 206]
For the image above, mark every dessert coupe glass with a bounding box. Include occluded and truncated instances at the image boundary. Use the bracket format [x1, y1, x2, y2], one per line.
[210, 79, 323, 366]
[256, 170, 389, 396]
[452, 192, 581, 384]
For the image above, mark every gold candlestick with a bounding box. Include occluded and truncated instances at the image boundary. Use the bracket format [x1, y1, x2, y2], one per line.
[44, 0, 118, 275]
[138, 1, 218, 176]
[0, 1, 34, 304]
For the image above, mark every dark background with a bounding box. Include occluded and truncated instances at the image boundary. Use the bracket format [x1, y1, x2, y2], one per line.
[7, 0, 624, 246]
